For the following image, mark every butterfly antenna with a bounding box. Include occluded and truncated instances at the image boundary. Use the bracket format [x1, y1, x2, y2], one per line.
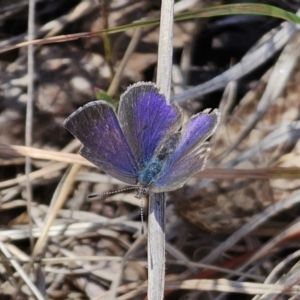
[140, 197, 144, 235]
[87, 186, 137, 200]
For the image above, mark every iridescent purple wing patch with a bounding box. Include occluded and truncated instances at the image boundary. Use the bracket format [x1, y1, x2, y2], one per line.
[118, 83, 181, 168]
[63, 82, 220, 198]
[154, 110, 220, 192]
[64, 101, 138, 185]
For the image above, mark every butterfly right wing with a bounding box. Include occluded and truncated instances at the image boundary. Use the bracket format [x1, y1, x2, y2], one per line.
[153, 109, 220, 192]
[64, 101, 139, 185]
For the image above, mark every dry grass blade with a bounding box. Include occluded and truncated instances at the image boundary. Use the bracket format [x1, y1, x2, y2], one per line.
[0, 144, 92, 166]
[0, 0, 97, 51]
[32, 164, 81, 257]
[235, 217, 300, 274]
[164, 279, 300, 296]
[218, 30, 300, 164]
[200, 189, 300, 264]
[0, 241, 45, 300]
[172, 21, 297, 102]
[0, 163, 66, 189]
[108, 235, 145, 300]
[197, 167, 300, 179]
[107, 28, 142, 97]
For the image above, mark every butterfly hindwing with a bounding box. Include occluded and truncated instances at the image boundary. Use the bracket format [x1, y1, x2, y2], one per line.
[63, 101, 138, 185]
[153, 109, 220, 191]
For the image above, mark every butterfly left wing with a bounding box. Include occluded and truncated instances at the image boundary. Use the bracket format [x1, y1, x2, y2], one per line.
[153, 109, 220, 192]
[64, 101, 139, 185]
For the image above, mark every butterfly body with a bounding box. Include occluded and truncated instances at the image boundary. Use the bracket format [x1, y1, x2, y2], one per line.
[139, 158, 164, 186]
[64, 82, 220, 198]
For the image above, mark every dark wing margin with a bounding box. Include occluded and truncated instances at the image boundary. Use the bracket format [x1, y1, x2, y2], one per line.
[64, 101, 138, 185]
[118, 82, 182, 168]
[153, 109, 220, 192]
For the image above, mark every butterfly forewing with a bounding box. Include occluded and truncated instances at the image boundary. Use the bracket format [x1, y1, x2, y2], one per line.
[118, 82, 182, 168]
[63, 101, 138, 185]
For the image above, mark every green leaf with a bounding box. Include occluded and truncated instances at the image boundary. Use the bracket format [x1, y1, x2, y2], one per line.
[94, 87, 116, 108]
[97, 3, 300, 35]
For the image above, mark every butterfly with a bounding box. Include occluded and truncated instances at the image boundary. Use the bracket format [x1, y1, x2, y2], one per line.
[64, 82, 220, 198]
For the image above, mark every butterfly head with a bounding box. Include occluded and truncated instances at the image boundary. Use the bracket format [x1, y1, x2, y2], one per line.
[135, 183, 150, 199]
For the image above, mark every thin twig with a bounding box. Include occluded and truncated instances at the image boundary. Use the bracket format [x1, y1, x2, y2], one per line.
[26, 0, 35, 253]
[107, 28, 142, 97]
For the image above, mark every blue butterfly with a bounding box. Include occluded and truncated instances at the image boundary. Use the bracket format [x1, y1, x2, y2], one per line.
[64, 82, 220, 198]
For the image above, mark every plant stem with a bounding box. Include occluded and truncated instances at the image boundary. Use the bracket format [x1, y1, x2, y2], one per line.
[147, 0, 174, 299]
